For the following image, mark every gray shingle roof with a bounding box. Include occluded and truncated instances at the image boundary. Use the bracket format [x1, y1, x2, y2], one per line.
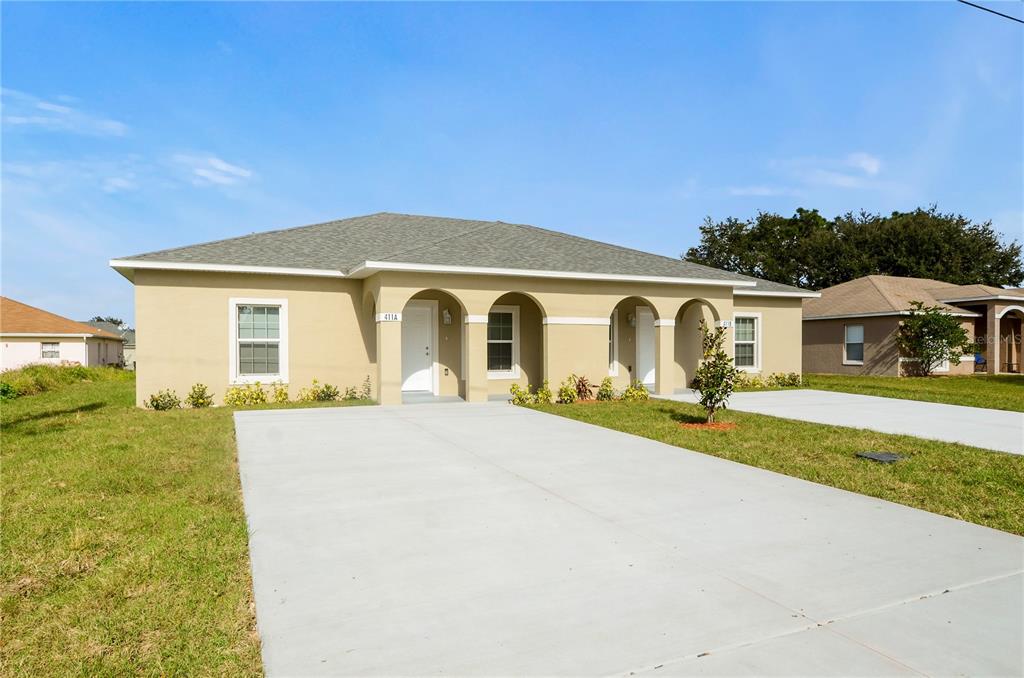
[115, 212, 808, 293]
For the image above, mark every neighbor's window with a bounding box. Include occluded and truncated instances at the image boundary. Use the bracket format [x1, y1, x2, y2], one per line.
[487, 306, 519, 378]
[734, 316, 758, 369]
[41, 342, 59, 359]
[238, 305, 281, 375]
[844, 324, 864, 364]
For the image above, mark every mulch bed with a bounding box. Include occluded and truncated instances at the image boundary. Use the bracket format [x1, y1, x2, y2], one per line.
[679, 421, 737, 431]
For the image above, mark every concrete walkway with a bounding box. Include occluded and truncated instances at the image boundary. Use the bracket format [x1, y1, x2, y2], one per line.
[658, 389, 1024, 455]
[235, 404, 1023, 677]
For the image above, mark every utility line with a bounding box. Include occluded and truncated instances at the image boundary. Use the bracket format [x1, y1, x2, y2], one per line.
[955, 0, 1024, 25]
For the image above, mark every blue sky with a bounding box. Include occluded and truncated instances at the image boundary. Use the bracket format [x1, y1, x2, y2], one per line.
[2, 2, 1021, 324]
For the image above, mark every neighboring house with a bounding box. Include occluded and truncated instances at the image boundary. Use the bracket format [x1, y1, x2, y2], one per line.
[110, 212, 818, 406]
[80, 320, 136, 370]
[0, 297, 125, 371]
[803, 275, 1024, 376]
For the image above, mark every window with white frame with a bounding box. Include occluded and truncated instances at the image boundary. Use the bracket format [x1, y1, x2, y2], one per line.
[230, 299, 288, 383]
[487, 306, 519, 378]
[608, 309, 619, 376]
[844, 324, 864, 365]
[41, 342, 59, 359]
[733, 314, 760, 370]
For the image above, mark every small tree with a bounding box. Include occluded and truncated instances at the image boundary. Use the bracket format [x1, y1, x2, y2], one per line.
[895, 301, 973, 376]
[691, 319, 739, 423]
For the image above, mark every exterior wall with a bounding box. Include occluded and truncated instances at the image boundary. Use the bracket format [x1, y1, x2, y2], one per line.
[86, 337, 124, 367]
[803, 316, 901, 376]
[0, 337, 88, 371]
[134, 269, 373, 406]
[734, 297, 804, 376]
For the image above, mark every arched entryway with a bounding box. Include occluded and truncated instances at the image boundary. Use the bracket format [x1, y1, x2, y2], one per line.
[674, 299, 721, 390]
[609, 296, 660, 387]
[401, 290, 466, 398]
[486, 292, 544, 394]
[997, 306, 1024, 373]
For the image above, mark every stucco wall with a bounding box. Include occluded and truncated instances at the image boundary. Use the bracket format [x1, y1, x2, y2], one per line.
[803, 316, 900, 376]
[1, 337, 88, 371]
[134, 269, 373, 406]
[734, 297, 804, 376]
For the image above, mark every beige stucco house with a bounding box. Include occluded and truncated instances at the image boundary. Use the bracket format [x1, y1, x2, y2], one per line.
[0, 297, 125, 371]
[110, 213, 817, 406]
[803, 275, 1024, 376]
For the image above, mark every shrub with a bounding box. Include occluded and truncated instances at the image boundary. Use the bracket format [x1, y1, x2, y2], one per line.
[692, 319, 739, 423]
[185, 383, 214, 408]
[596, 377, 615, 401]
[557, 376, 578, 404]
[573, 374, 594, 401]
[0, 364, 128, 397]
[360, 375, 373, 400]
[296, 379, 340, 402]
[0, 381, 18, 400]
[146, 389, 181, 411]
[534, 379, 554, 405]
[896, 301, 974, 376]
[509, 383, 535, 406]
[224, 383, 268, 407]
[270, 381, 290, 403]
[621, 380, 650, 402]
[768, 372, 802, 388]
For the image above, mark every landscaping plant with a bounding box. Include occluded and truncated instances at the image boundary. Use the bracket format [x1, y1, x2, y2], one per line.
[557, 376, 578, 404]
[270, 381, 290, 403]
[185, 383, 214, 408]
[296, 379, 340, 402]
[509, 383, 535, 406]
[146, 389, 182, 410]
[691, 318, 739, 423]
[223, 383, 269, 407]
[534, 379, 554, 405]
[360, 375, 373, 400]
[573, 374, 594, 400]
[621, 380, 650, 402]
[596, 377, 615, 401]
[895, 301, 974, 376]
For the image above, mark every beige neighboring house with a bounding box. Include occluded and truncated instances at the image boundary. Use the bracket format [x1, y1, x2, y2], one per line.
[110, 213, 818, 406]
[0, 297, 125, 371]
[803, 275, 1024, 376]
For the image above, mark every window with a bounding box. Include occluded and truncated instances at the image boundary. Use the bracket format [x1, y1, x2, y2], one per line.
[609, 309, 619, 376]
[734, 314, 760, 370]
[844, 324, 864, 365]
[230, 298, 288, 384]
[487, 305, 519, 378]
[41, 342, 59, 359]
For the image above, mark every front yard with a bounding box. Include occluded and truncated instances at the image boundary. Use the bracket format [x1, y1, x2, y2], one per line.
[0, 373, 366, 676]
[533, 399, 1024, 536]
[803, 373, 1024, 412]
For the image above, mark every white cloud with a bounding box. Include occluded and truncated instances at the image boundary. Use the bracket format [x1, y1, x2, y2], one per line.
[1, 88, 128, 137]
[172, 153, 254, 187]
[2, 158, 142, 195]
[846, 152, 882, 176]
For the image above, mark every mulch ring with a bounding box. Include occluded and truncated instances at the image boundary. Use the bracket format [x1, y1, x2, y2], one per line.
[679, 421, 737, 431]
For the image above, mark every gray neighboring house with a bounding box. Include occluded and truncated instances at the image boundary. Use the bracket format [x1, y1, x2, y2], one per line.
[80, 321, 136, 370]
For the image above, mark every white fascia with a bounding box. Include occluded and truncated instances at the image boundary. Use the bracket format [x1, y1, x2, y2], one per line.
[348, 261, 757, 288]
[804, 310, 981, 321]
[109, 259, 346, 281]
[937, 294, 1024, 303]
[1, 333, 93, 338]
[735, 289, 821, 298]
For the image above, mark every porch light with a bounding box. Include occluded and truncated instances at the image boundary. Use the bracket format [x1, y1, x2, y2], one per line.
[627, 313, 635, 327]
[442, 308, 452, 325]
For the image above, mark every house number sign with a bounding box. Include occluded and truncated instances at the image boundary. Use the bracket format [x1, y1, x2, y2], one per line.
[377, 312, 402, 322]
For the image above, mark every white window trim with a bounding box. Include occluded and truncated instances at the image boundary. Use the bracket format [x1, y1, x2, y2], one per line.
[229, 297, 289, 385]
[609, 309, 619, 376]
[843, 323, 865, 366]
[733, 312, 762, 372]
[487, 305, 520, 380]
[41, 342, 60, 359]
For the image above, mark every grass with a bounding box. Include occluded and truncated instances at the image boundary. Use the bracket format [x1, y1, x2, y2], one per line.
[1, 375, 371, 676]
[803, 373, 1024, 412]
[1, 364, 132, 398]
[532, 399, 1024, 536]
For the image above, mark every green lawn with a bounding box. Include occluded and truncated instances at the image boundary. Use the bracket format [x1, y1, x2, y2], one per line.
[803, 373, 1024, 412]
[533, 399, 1024, 536]
[1, 373, 369, 676]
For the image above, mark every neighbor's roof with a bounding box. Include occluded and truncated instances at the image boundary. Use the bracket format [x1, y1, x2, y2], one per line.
[110, 212, 812, 295]
[0, 297, 123, 338]
[803, 275, 1024, 319]
[81, 320, 126, 338]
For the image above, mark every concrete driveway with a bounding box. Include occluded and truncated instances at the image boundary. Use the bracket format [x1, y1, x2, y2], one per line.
[235, 404, 1023, 677]
[659, 389, 1024, 455]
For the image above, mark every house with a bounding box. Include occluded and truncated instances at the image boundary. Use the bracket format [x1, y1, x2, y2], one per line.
[109, 213, 818, 406]
[803, 275, 1024, 376]
[81, 320, 136, 370]
[0, 297, 125, 370]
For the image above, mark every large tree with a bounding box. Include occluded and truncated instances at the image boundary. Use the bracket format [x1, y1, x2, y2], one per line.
[684, 207, 1023, 290]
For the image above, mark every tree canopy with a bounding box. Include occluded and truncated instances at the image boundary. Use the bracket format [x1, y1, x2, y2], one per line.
[683, 207, 1023, 290]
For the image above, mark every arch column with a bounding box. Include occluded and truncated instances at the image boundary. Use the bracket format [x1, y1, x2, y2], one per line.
[654, 320, 675, 395]
[463, 313, 490, 402]
[375, 313, 402, 405]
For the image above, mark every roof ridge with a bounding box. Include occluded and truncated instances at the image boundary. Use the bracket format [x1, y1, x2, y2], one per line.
[376, 219, 498, 263]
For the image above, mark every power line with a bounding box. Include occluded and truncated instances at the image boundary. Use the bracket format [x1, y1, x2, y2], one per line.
[956, 0, 1024, 25]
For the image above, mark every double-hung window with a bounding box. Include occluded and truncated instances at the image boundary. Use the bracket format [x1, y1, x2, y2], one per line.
[733, 314, 760, 371]
[487, 305, 519, 379]
[230, 298, 288, 384]
[844, 324, 864, 365]
[41, 342, 59, 359]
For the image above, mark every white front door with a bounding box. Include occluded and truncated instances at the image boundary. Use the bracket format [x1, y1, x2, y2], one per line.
[401, 303, 434, 392]
[635, 306, 655, 385]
